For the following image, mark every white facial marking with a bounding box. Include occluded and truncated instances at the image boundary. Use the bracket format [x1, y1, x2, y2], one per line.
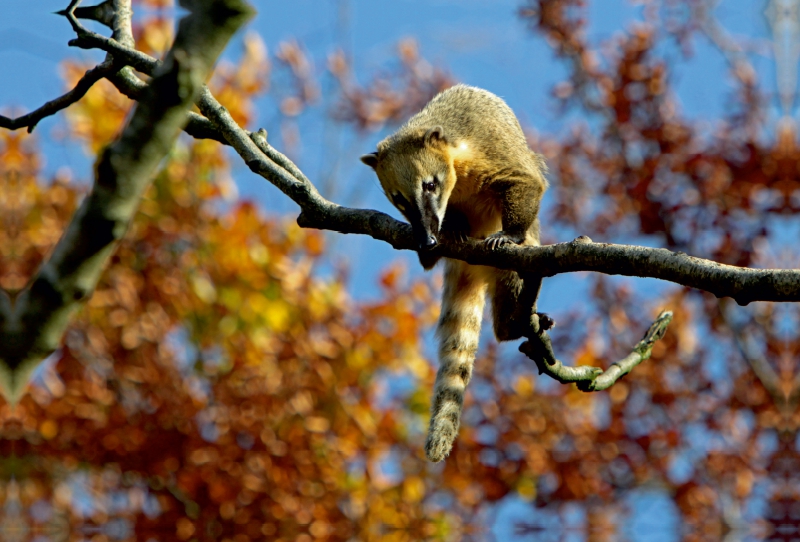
[436, 205, 446, 228]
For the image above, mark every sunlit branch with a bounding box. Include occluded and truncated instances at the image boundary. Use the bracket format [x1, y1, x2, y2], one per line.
[520, 310, 673, 391]
[105, 0, 133, 49]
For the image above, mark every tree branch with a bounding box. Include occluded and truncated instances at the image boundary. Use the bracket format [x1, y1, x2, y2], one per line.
[50, 20, 800, 393]
[520, 310, 673, 391]
[63, 31, 800, 306]
[56, 0, 117, 29]
[0, 0, 254, 401]
[0, 61, 119, 133]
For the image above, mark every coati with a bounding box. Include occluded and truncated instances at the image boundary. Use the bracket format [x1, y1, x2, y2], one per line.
[360, 84, 548, 462]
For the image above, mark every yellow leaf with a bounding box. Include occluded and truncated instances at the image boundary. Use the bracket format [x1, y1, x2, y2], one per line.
[513, 375, 535, 397]
[304, 416, 330, 433]
[264, 299, 290, 331]
[402, 476, 426, 503]
[191, 274, 217, 304]
[517, 476, 537, 501]
[40, 420, 58, 440]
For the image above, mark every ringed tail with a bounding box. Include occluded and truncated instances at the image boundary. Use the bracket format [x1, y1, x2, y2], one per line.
[424, 260, 486, 462]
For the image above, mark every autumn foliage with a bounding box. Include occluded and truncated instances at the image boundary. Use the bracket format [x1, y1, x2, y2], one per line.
[1, 1, 799, 541]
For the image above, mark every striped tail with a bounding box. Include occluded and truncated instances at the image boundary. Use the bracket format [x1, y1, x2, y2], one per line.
[425, 259, 487, 462]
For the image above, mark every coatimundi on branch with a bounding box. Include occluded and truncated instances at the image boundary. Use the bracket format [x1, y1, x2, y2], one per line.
[361, 84, 548, 462]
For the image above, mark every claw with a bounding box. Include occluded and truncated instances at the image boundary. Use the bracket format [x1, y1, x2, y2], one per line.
[484, 231, 523, 250]
[537, 313, 556, 330]
[444, 230, 470, 243]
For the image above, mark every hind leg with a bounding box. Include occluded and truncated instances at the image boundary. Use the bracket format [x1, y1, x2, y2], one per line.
[490, 219, 547, 341]
[491, 270, 543, 341]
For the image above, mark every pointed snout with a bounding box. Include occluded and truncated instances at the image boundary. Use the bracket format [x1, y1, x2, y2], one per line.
[413, 225, 439, 251]
[407, 191, 441, 251]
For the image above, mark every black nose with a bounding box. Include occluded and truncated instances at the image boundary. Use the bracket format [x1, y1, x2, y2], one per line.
[421, 235, 438, 250]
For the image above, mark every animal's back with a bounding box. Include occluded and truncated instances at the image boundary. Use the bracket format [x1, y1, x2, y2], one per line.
[399, 85, 537, 171]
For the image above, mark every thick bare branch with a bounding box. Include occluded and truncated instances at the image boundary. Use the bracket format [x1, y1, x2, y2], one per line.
[0, 0, 254, 401]
[105, 0, 134, 49]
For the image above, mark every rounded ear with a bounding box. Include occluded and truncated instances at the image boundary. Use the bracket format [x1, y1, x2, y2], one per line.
[360, 152, 379, 169]
[424, 126, 447, 147]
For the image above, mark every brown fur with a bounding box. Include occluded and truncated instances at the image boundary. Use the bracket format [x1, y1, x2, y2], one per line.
[360, 85, 547, 462]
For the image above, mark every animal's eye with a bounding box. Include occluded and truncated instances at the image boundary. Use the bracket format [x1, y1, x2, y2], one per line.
[423, 179, 437, 192]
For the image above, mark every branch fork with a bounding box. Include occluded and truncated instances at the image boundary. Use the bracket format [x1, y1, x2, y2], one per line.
[520, 310, 673, 391]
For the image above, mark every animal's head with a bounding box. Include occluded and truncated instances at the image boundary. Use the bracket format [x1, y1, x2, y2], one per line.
[361, 126, 457, 251]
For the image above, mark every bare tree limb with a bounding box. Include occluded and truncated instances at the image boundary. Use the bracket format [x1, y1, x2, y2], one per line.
[520, 311, 673, 391]
[56, 0, 117, 28]
[0, 0, 136, 133]
[0, 0, 254, 401]
[56, 0, 118, 29]
[0, 61, 119, 133]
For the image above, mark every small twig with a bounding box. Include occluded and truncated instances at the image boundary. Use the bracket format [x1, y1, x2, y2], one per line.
[719, 299, 800, 410]
[250, 128, 313, 186]
[0, 62, 118, 133]
[56, 0, 116, 28]
[66, 10, 160, 75]
[726, 316, 783, 402]
[520, 310, 673, 391]
[60, 0, 85, 33]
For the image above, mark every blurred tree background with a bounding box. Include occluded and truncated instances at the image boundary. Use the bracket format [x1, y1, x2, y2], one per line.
[1, 0, 799, 540]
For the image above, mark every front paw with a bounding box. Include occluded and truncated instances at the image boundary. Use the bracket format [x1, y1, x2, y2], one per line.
[484, 231, 524, 250]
